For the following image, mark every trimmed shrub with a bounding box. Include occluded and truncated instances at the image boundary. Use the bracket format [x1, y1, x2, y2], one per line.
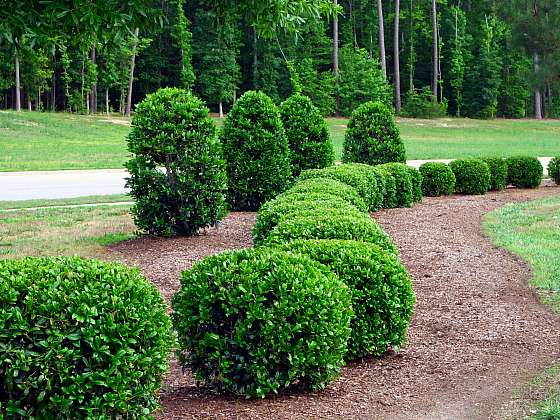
[548, 157, 560, 185]
[0, 257, 174, 417]
[481, 157, 508, 191]
[419, 162, 456, 197]
[265, 213, 397, 254]
[279, 94, 335, 176]
[172, 248, 352, 398]
[377, 163, 413, 208]
[376, 167, 398, 208]
[125, 87, 227, 236]
[221, 91, 291, 210]
[449, 159, 491, 195]
[298, 164, 380, 211]
[342, 101, 406, 166]
[407, 166, 423, 202]
[274, 240, 415, 359]
[505, 156, 543, 189]
[253, 199, 363, 246]
[283, 177, 368, 212]
[401, 86, 448, 119]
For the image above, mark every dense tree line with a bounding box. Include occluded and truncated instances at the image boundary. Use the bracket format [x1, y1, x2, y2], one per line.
[1, 0, 559, 119]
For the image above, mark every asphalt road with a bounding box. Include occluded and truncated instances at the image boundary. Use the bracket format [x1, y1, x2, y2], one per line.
[0, 158, 553, 201]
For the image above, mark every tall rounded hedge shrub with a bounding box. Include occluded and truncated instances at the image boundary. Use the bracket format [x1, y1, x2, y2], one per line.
[172, 248, 352, 398]
[280, 94, 335, 176]
[342, 101, 406, 166]
[548, 157, 560, 184]
[377, 163, 413, 207]
[299, 164, 380, 211]
[222, 91, 291, 210]
[253, 198, 363, 245]
[449, 159, 491, 195]
[505, 156, 543, 189]
[265, 213, 397, 253]
[481, 157, 508, 191]
[0, 257, 174, 417]
[274, 240, 415, 359]
[125, 87, 227, 236]
[419, 162, 456, 197]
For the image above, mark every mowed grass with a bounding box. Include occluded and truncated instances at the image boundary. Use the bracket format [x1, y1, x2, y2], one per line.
[485, 196, 560, 418]
[2, 111, 560, 171]
[0, 198, 135, 259]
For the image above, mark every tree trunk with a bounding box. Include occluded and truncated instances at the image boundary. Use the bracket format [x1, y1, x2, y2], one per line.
[409, 0, 414, 91]
[90, 43, 97, 113]
[377, 0, 387, 79]
[51, 70, 56, 111]
[533, 52, 543, 119]
[105, 88, 110, 116]
[86, 92, 90, 114]
[431, 0, 439, 100]
[14, 41, 21, 112]
[126, 27, 140, 117]
[394, 0, 401, 114]
[333, 0, 340, 115]
[219, 101, 224, 118]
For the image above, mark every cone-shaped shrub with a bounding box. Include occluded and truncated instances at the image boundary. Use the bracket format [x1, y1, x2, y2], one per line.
[449, 158, 491, 195]
[481, 157, 508, 191]
[342, 101, 406, 166]
[280, 94, 335, 176]
[172, 248, 352, 398]
[419, 162, 456, 197]
[0, 257, 174, 417]
[505, 156, 543, 189]
[222, 91, 291, 210]
[125, 88, 228, 236]
[274, 239, 415, 359]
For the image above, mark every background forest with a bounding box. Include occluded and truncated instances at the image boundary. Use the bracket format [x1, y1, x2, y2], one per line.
[1, 0, 559, 119]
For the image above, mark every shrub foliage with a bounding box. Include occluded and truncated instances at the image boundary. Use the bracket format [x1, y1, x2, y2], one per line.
[274, 240, 415, 359]
[377, 163, 414, 208]
[342, 101, 406, 166]
[505, 156, 543, 189]
[0, 257, 174, 417]
[407, 166, 424, 202]
[419, 162, 456, 197]
[125, 87, 228, 236]
[548, 157, 560, 185]
[280, 94, 334, 176]
[481, 157, 508, 191]
[221, 90, 291, 210]
[449, 158, 491, 195]
[284, 177, 368, 211]
[172, 248, 352, 398]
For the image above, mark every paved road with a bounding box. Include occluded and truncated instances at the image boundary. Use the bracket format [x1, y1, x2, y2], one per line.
[0, 157, 554, 201]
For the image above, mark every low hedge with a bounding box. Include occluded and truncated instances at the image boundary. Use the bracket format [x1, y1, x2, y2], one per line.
[298, 164, 380, 211]
[0, 257, 174, 417]
[481, 157, 508, 191]
[407, 166, 423, 203]
[549, 157, 560, 185]
[419, 162, 456, 197]
[283, 177, 368, 212]
[375, 167, 398, 208]
[449, 159, 491, 195]
[505, 156, 543, 189]
[377, 163, 413, 208]
[265, 213, 397, 254]
[253, 199, 363, 245]
[273, 240, 415, 359]
[172, 248, 352, 398]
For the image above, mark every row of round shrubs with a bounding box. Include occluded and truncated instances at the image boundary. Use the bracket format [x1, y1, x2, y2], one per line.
[172, 167, 416, 398]
[419, 156, 548, 197]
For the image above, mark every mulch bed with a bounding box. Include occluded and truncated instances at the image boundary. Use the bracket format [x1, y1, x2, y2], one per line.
[109, 185, 560, 419]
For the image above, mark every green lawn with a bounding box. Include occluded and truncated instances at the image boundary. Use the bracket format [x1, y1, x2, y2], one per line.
[2, 110, 560, 171]
[485, 196, 560, 418]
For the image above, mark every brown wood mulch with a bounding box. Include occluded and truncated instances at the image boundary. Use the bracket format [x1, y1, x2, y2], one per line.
[109, 185, 560, 419]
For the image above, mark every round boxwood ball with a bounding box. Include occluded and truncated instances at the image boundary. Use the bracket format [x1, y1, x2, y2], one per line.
[172, 248, 352, 398]
[548, 157, 560, 185]
[221, 91, 291, 210]
[505, 156, 543, 189]
[481, 157, 508, 191]
[274, 239, 415, 359]
[125, 87, 228, 236]
[280, 94, 335, 176]
[419, 162, 456, 197]
[342, 101, 406, 166]
[449, 158, 491, 195]
[0, 257, 174, 418]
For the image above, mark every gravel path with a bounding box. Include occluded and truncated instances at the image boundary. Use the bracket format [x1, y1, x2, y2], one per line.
[110, 185, 560, 419]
